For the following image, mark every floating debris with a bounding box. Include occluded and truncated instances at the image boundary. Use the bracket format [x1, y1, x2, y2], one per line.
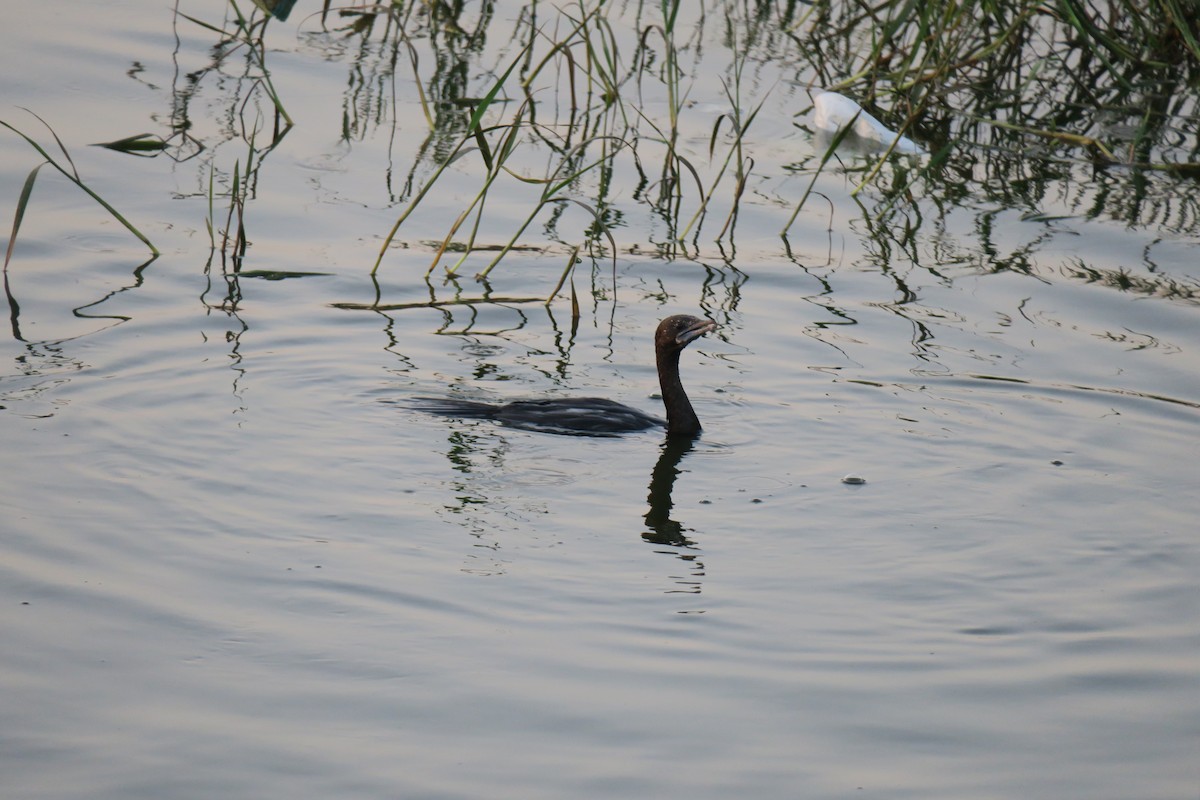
[812, 91, 924, 156]
[841, 474, 867, 485]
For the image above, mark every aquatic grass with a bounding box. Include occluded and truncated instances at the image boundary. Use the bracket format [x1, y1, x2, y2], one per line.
[1, 112, 160, 270]
[170, 0, 303, 267]
[368, 0, 766, 284]
[371, 23, 630, 288]
[682, 47, 768, 244]
[627, 1, 697, 239]
[782, 108, 860, 237]
[205, 164, 217, 251]
[376, 108, 626, 289]
[807, 0, 1200, 158]
[10, 0, 1198, 340]
[30, 0, 1189, 305]
[371, 37, 535, 277]
[779, 0, 1200, 237]
[222, 158, 247, 261]
[214, 113, 272, 267]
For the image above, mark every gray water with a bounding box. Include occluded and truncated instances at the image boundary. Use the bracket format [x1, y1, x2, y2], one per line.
[2, 2, 1198, 799]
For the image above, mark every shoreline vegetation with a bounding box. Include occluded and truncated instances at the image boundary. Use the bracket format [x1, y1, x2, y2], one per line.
[4, 1, 1199, 306]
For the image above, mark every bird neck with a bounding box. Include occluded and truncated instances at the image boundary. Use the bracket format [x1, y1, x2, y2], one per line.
[657, 346, 701, 437]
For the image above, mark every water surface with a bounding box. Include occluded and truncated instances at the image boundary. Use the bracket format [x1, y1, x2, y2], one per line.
[2, 3, 1198, 799]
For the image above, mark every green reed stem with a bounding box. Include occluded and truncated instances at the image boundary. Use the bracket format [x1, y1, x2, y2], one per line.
[1, 115, 159, 260]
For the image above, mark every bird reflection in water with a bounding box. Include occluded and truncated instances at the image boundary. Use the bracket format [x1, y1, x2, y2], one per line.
[643, 436, 707, 598]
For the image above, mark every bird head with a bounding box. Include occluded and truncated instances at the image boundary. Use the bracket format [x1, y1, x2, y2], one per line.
[657, 315, 717, 352]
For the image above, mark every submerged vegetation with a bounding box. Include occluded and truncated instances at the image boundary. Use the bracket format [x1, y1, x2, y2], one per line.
[4, 0, 1200, 306]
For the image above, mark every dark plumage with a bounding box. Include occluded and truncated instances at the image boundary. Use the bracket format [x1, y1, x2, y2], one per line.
[414, 315, 717, 437]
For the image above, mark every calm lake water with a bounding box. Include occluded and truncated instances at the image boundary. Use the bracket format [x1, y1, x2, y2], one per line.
[2, 2, 1198, 799]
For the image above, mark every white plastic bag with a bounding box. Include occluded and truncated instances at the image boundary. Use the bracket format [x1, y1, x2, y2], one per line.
[811, 91, 924, 155]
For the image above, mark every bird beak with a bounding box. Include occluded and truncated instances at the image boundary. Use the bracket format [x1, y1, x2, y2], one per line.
[676, 319, 717, 346]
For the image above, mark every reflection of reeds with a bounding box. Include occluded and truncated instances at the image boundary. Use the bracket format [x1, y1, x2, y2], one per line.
[177, 2, 293, 127]
[171, 1, 302, 266]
